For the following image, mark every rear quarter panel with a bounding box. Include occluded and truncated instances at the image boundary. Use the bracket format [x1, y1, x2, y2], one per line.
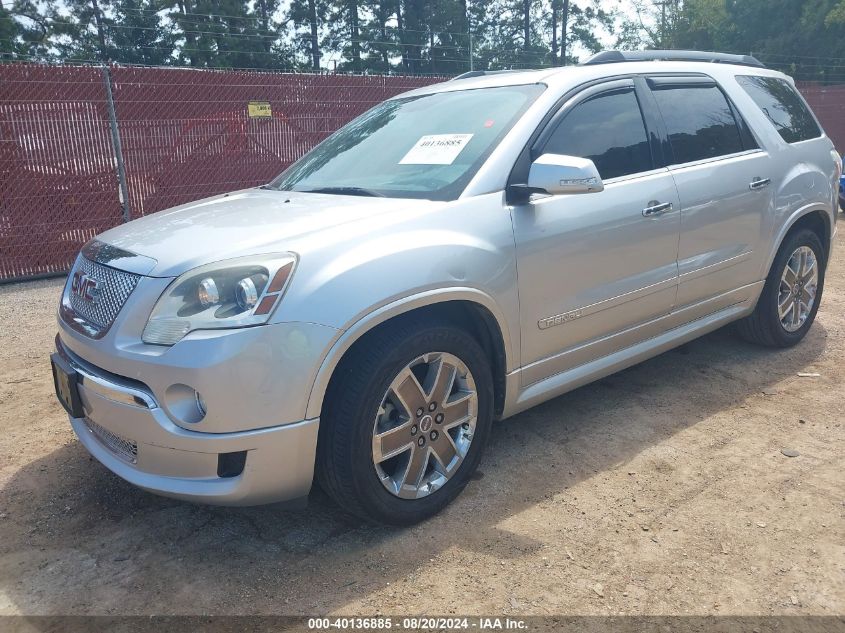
[721, 72, 837, 279]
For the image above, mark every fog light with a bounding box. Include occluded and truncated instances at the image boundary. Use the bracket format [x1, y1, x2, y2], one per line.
[164, 384, 206, 425]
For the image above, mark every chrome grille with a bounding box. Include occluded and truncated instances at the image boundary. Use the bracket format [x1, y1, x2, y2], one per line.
[65, 256, 140, 335]
[84, 418, 138, 464]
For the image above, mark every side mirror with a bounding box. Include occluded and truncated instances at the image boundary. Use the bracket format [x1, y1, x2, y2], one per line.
[527, 154, 604, 195]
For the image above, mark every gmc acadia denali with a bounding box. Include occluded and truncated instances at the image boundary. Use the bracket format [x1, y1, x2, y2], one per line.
[52, 50, 839, 525]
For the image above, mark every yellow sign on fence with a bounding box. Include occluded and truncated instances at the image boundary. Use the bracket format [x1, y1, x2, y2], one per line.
[247, 101, 272, 118]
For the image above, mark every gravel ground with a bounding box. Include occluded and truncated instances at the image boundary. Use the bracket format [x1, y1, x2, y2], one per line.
[0, 221, 843, 618]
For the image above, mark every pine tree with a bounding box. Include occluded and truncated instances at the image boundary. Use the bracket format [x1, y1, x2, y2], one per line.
[106, 0, 176, 65]
[289, 0, 330, 69]
[47, 0, 110, 62]
[467, 0, 546, 70]
[159, 0, 293, 69]
[358, 0, 399, 72]
[664, 0, 845, 82]
[324, 0, 363, 72]
[559, 0, 612, 63]
[429, 0, 470, 74]
[0, 1, 51, 60]
[399, 0, 429, 73]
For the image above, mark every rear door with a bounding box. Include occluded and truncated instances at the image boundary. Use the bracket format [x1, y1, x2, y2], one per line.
[646, 76, 772, 311]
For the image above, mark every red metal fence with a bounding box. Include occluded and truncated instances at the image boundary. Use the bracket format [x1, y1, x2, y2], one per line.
[0, 65, 123, 280]
[1, 64, 843, 282]
[109, 68, 441, 218]
[798, 82, 845, 159]
[0, 64, 442, 281]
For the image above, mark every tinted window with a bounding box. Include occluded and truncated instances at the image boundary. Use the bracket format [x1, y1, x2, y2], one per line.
[736, 75, 821, 143]
[543, 89, 653, 180]
[652, 85, 744, 164]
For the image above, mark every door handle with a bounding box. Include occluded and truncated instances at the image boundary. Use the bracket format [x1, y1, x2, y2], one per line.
[749, 177, 771, 190]
[642, 201, 673, 217]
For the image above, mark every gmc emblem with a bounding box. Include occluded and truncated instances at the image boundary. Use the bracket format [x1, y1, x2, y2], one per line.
[71, 271, 102, 303]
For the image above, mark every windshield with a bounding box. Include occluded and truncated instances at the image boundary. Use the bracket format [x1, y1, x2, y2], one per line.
[269, 84, 544, 201]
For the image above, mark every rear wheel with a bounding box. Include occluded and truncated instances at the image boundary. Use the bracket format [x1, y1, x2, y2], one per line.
[316, 318, 493, 525]
[736, 228, 825, 347]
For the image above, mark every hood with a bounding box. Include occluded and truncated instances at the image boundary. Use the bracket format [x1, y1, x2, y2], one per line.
[97, 188, 442, 277]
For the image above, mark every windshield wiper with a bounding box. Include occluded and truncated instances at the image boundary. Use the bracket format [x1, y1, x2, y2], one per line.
[302, 186, 385, 198]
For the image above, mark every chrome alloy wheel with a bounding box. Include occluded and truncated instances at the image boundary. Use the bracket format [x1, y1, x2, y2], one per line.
[372, 352, 478, 499]
[778, 245, 819, 333]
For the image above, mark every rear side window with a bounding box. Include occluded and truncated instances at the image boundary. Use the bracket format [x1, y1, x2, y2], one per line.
[651, 85, 744, 164]
[542, 88, 653, 180]
[736, 75, 821, 143]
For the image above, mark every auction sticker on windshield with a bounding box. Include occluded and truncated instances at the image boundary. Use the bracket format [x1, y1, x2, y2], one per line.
[399, 134, 473, 165]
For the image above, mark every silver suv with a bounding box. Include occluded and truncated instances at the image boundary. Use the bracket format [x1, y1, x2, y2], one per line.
[52, 51, 839, 525]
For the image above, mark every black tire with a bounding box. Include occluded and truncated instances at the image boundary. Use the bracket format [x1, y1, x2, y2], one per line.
[736, 228, 826, 348]
[316, 317, 494, 526]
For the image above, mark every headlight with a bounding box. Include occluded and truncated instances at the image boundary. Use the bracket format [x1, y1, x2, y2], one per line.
[142, 254, 296, 345]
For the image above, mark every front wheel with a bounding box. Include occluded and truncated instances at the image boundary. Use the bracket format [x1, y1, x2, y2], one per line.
[736, 228, 826, 347]
[316, 318, 493, 525]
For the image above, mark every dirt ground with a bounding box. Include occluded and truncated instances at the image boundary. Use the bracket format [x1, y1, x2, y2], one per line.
[0, 222, 843, 619]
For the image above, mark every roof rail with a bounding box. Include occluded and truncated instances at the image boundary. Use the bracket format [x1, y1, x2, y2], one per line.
[582, 50, 766, 69]
[451, 69, 528, 81]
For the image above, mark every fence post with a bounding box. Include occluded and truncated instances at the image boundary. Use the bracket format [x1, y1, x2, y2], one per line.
[102, 65, 131, 222]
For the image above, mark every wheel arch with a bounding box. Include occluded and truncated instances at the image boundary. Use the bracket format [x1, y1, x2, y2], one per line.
[305, 288, 513, 421]
[765, 205, 833, 276]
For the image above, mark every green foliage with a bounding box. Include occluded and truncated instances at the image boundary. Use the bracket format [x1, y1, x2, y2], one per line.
[0, 0, 618, 72]
[160, 0, 294, 68]
[0, 0, 843, 79]
[47, 0, 110, 61]
[0, 1, 49, 59]
[105, 0, 176, 65]
[289, 0, 331, 69]
[827, 1, 845, 25]
[611, 0, 845, 84]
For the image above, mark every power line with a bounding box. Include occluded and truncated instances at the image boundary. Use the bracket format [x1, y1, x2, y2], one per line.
[7, 13, 845, 76]
[0, 10, 479, 40]
[113, 5, 480, 39]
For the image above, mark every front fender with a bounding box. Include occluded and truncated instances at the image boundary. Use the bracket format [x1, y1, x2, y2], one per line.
[270, 192, 519, 420]
[281, 226, 515, 330]
[303, 287, 515, 420]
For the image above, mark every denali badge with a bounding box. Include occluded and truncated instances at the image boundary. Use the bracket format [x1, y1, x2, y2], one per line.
[538, 309, 583, 330]
[70, 271, 102, 303]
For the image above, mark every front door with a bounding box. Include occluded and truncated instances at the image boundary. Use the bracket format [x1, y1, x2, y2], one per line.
[511, 79, 681, 383]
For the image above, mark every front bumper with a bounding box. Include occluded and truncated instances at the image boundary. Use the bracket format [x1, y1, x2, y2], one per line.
[56, 338, 320, 506]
